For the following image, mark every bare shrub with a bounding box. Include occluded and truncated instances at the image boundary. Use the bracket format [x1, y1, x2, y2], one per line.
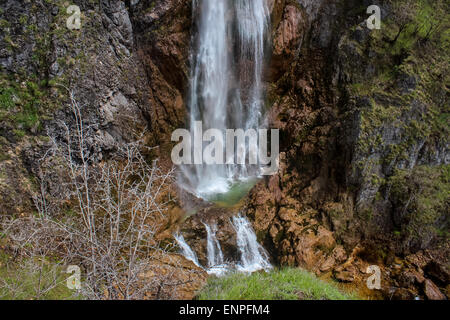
[1, 90, 193, 300]
[0, 216, 75, 299]
[386, 0, 419, 44]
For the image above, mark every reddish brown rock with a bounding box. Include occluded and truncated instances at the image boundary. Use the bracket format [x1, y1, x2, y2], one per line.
[268, 0, 286, 28]
[141, 253, 207, 300]
[331, 245, 348, 264]
[423, 279, 446, 300]
[406, 251, 431, 269]
[294, 226, 335, 271]
[319, 256, 336, 273]
[134, 0, 192, 145]
[424, 261, 450, 285]
[179, 202, 241, 266]
[269, 4, 306, 80]
[273, 5, 304, 56]
[392, 288, 417, 300]
[334, 265, 357, 283]
[398, 270, 420, 288]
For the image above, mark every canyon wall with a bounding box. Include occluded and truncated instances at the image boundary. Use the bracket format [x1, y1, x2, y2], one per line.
[0, 0, 448, 299]
[247, 0, 449, 299]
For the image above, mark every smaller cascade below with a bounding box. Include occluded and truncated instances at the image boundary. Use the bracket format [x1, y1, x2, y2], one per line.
[203, 222, 231, 276]
[232, 215, 272, 273]
[174, 215, 272, 277]
[174, 233, 201, 267]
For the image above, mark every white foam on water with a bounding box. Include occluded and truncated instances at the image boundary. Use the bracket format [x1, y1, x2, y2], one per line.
[174, 215, 271, 277]
[203, 222, 233, 276]
[195, 177, 231, 198]
[232, 214, 272, 273]
[174, 233, 201, 268]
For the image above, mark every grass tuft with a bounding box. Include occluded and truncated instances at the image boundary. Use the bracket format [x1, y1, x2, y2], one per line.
[197, 268, 357, 300]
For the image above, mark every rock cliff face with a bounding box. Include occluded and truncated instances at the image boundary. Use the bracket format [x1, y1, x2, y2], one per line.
[0, 0, 196, 297]
[245, 0, 449, 299]
[0, 0, 192, 214]
[0, 0, 448, 299]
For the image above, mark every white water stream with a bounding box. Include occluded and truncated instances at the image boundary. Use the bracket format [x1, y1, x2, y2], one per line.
[174, 215, 272, 276]
[174, 233, 201, 267]
[180, 0, 270, 198]
[175, 0, 272, 277]
[232, 215, 272, 273]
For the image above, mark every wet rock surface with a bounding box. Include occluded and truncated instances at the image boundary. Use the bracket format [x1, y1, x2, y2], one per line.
[1, 0, 448, 300]
[179, 204, 241, 267]
[244, 0, 449, 300]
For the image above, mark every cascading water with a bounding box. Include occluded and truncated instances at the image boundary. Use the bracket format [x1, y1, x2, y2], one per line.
[174, 215, 272, 276]
[235, 0, 270, 132]
[181, 0, 230, 197]
[203, 222, 230, 276]
[174, 233, 201, 267]
[232, 215, 272, 273]
[174, 0, 272, 278]
[180, 0, 270, 198]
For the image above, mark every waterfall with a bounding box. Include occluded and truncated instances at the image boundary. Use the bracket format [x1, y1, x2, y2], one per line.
[174, 215, 271, 276]
[203, 222, 230, 276]
[175, 1, 272, 276]
[174, 233, 201, 267]
[232, 215, 272, 273]
[235, 0, 270, 132]
[180, 0, 270, 198]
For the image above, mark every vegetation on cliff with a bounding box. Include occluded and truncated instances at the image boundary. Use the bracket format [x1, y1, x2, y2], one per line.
[341, 0, 449, 251]
[389, 165, 449, 250]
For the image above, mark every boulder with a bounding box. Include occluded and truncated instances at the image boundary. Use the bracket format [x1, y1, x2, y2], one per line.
[423, 279, 446, 300]
[334, 265, 356, 283]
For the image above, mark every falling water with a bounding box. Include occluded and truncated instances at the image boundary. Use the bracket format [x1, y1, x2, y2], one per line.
[174, 0, 272, 279]
[174, 215, 271, 276]
[203, 222, 230, 276]
[235, 0, 270, 131]
[174, 233, 201, 267]
[180, 0, 270, 198]
[232, 215, 272, 273]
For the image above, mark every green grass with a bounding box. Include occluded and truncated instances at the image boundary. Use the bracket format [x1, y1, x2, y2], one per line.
[389, 164, 450, 243]
[0, 252, 79, 300]
[0, 87, 16, 110]
[197, 268, 357, 300]
[0, 80, 44, 134]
